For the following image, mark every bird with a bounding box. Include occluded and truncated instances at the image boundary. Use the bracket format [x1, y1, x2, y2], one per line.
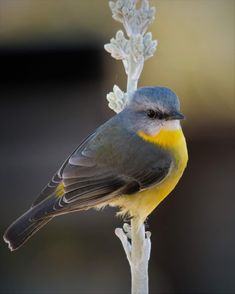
[3, 86, 188, 251]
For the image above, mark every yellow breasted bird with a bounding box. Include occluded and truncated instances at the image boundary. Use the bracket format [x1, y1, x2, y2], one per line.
[4, 87, 188, 251]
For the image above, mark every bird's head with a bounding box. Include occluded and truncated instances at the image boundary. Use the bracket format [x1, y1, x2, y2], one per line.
[124, 87, 185, 136]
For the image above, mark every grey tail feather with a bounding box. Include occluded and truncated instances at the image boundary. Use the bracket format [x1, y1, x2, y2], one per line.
[3, 208, 53, 251]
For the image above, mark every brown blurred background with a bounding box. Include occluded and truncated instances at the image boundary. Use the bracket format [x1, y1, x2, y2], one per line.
[0, 0, 234, 293]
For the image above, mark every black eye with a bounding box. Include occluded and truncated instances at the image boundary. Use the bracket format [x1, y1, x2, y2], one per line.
[146, 109, 164, 120]
[146, 109, 156, 119]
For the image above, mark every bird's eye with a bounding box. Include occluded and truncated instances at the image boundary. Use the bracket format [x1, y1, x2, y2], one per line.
[146, 109, 157, 119]
[146, 109, 164, 120]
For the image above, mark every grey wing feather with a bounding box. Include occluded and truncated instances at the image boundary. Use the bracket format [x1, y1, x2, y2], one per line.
[32, 132, 97, 207]
[31, 118, 172, 219]
[31, 173, 62, 207]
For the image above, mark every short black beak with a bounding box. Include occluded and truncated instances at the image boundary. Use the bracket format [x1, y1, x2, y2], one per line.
[167, 111, 185, 120]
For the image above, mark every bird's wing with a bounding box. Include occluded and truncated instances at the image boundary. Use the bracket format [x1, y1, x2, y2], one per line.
[32, 133, 96, 207]
[32, 118, 172, 218]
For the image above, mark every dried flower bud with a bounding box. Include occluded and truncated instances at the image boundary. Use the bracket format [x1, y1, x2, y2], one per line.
[106, 85, 127, 113]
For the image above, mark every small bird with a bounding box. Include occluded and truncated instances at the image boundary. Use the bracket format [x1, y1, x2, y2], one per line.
[4, 87, 188, 251]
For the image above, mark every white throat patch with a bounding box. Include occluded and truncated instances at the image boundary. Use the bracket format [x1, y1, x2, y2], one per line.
[164, 120, 181, 130]
[147, 120, 181, 136]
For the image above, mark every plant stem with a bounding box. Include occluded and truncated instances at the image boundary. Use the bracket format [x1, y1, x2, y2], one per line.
[126, 54, 143, 96]
[130, 219, 150, 294]
[127, 76, 138, 95]
[115, 219, 151, 294]
[105, 1, 157, 292]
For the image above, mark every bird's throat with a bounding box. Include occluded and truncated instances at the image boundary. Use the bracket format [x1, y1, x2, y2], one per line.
[138, 128, 185, 148]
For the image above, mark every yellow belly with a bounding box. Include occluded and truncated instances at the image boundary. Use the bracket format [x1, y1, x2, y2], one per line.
[112, 128, 188, 224]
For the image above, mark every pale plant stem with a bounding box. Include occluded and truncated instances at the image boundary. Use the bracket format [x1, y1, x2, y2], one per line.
[130, 220, 149, 294]
[127, 76, 138, 95]
[115, 220, 151, 294]
[126, 54, 150, 294]
[105, 1, 157, 293]
[126, 57, 138, 94]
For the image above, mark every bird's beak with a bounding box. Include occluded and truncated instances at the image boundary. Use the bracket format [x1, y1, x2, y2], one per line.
[167, 111, 185, 120]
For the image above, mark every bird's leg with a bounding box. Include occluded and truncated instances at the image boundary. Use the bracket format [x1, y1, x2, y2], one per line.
[144, 218, 149, 230]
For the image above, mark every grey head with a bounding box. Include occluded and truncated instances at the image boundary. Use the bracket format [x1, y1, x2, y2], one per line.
[121, 87, 184, 136]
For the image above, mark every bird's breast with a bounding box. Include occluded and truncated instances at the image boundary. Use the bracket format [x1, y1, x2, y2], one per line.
[113, 128, 188, 224]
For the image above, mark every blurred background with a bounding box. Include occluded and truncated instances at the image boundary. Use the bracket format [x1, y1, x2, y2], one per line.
[0, 0, 234, 293]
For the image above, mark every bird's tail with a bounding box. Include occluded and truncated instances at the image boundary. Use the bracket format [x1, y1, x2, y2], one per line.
[3, 207, 53, 251]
